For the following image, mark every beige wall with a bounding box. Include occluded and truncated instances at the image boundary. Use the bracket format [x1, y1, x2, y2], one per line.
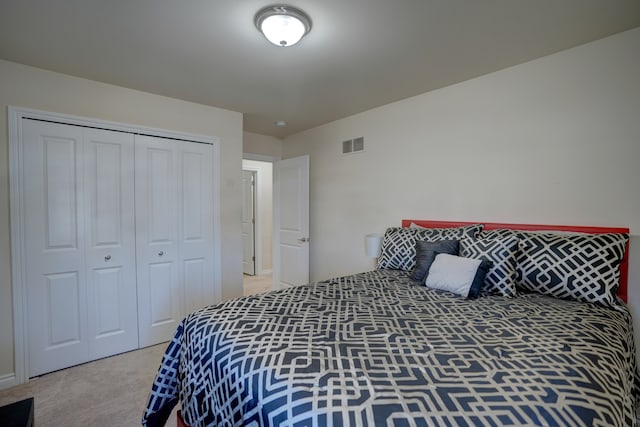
[243, 131, 283, 159]
[283, 28, 640, 344]
[0, 60, 244, 382]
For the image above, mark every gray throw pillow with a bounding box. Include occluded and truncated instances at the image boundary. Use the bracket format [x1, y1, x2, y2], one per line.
[410, 239, 459, 282]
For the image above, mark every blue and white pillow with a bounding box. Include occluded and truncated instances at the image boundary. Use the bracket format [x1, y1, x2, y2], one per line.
[517, 232, 628, 307]
[377, 225, 482, 271]
[460, 236, 519, 297]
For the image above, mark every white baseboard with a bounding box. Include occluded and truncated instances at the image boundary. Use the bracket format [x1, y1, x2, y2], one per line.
[0, 372, 18, 390]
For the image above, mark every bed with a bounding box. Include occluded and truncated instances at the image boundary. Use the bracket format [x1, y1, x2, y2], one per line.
[142, 220, 638, 427]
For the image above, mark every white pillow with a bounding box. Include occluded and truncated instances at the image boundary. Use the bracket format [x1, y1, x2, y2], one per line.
[425, 253, 486, 298]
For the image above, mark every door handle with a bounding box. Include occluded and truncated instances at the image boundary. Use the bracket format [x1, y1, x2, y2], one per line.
[104, 255, 111, 262]
[158, 250, 165, 256]
[298, 237, 309, 243]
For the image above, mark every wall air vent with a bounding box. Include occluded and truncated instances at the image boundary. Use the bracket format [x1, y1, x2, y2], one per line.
[341, 137, 365, 155]
[353, 137, 364, 152]
[342, 139, 353, 154]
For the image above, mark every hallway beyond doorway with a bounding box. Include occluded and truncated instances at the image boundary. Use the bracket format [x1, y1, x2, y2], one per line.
[243, 274, 273, 295]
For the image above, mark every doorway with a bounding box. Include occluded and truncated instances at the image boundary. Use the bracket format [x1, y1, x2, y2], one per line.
[242, 159, 274, 294]
[242, 169, 256, 275]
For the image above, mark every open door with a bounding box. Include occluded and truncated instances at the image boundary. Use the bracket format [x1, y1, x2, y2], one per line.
[273, 155, 309, 289]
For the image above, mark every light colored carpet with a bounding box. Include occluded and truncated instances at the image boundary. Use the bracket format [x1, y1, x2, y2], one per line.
[0, 343, 177, 426]
[243, 273, 273, 295]
[0, 275, 271, 426]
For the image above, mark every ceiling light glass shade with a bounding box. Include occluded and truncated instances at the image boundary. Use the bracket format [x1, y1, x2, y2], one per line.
[255, 5, 311, 47]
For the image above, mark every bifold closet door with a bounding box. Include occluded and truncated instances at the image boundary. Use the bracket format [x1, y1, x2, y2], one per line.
[135, 135, 215, 347]
[23, 120, 138, 377]
[83, 128, 138, 360]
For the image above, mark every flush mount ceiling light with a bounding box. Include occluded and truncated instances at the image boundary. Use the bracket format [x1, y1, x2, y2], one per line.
[255, 5, 312, 47]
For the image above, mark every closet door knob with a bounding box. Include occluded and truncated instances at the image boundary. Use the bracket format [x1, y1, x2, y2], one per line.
[158, 251, 165, 256]
[104, 255, 111, 261]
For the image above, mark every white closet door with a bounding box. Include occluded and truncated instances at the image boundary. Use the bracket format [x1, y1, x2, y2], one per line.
[23, 121, 138, 376]
[83, 128, 138, 358]
[180, 142, 215, 314]
[136, 135, 215, 346]
[135, 135, 182, 347]
[23, 120, 89, 377]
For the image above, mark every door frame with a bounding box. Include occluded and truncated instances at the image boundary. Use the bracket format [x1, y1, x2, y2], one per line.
[242, 153, 310, 291]
[242, 153, 279, 277]
[241, 169, 257, 275]
[8, 106, 222, 387]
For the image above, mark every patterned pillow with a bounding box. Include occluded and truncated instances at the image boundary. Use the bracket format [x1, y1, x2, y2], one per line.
[377, 225, 482, 271]
[478, 228, 522, 240]
[517, 232, 628, 306]
[460, 236, 519, 297]
[477, 228, 588, 285]
[480, 228, 587, 239]
[410, 239, 459, 282]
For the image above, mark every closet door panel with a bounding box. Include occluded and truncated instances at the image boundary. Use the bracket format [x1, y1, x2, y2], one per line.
[135, 135, 182, 347]
[180, 144, 215, 314]
[84, 128, 138, 358]
[45, 272, 82, 346]
[23, 120, 89, 377]
[183, 258, 205, 315]
[148, 262, 176, 323]
[93, 267, 125, 333]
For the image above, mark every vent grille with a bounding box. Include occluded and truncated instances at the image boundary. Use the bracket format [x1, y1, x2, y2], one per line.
[342, 139, 353, 154]
[341, 137, 365, 155]
[353, 137, 364, 152]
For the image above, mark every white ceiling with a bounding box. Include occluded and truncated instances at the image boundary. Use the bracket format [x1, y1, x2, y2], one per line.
[1, 1, 639, 138]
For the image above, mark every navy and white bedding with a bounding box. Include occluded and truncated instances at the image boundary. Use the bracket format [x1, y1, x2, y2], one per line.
[142, 269, 639, 427]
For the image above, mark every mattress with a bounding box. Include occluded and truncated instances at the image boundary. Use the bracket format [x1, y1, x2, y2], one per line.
[142, 269, 639, 426]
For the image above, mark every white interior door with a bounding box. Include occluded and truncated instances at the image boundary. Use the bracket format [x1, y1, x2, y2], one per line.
[23, 120, 139, 376]
[179, 141, 215, 315]
[274, 155, 309, 289]
[242, 170, 256, 275]
[135, 135, 181, 347]
[11, 107, 221, 382]
[83, 128, 138, 359]
[136, 135, 215, 346]
[23, 120, 88, 377]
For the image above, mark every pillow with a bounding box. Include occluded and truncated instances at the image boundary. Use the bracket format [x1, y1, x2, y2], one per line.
[478, 228, 522, 240]
[479, 228, 588, 239]
[460, 236, 519, 297]
[410, 239, 459, 282]
[376, 224, 482, 270]
[517, 232, 628, 306]
[425, 253, 492, 298]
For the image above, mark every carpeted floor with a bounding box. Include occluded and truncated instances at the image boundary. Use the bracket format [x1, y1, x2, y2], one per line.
[0, 275, 272, 426]
[0, 343, 176, 426]
[243, 273, 273, 295]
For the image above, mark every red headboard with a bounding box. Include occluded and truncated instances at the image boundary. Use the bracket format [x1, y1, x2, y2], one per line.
[402, 219, 631, 303]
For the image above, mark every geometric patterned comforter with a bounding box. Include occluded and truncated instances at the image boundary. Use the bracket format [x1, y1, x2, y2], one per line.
[142, 270, 639, 427]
